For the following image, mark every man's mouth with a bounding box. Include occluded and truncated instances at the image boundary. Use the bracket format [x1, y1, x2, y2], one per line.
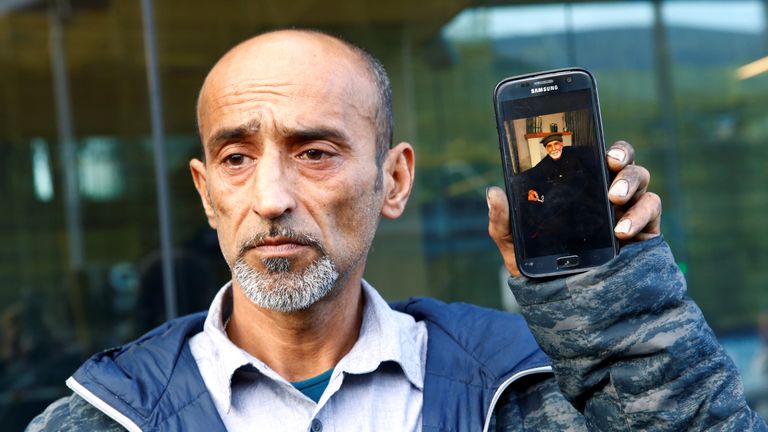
[256, 235, 311, 247]
[253, 237, 311, 256]
[237, 227, 325, 261]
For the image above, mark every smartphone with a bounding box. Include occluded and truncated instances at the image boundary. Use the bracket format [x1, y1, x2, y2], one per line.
[493, 68, 618, 278]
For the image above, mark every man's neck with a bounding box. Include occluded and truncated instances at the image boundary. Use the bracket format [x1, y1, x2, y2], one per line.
[225, 272, 365, 382]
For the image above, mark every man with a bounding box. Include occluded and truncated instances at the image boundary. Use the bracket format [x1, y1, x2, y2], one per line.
[527, 133, 572, 205]
[521, 133, 610, 257]
[526, 133, 590, 204]
[28, 30, 765, 431]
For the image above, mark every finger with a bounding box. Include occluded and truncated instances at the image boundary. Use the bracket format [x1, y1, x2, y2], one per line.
[486, 186, 520, 276]
[613, 192, 662, 241]
[614, 207, 626, 223]
[606, 140, 636, 173]
[608, 164, 650, 206]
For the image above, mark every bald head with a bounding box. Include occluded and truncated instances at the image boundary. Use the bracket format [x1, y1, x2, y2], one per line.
[197, 29, 392, 165]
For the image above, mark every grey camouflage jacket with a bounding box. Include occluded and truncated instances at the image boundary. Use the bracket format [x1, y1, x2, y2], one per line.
[28, 236, 767, 431]
[495, 236, 766, 431]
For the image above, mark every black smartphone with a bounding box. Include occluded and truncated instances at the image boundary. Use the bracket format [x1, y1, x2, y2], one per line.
[493, 68, 618, 278]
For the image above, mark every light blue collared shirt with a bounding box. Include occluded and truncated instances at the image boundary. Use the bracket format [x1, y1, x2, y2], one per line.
[189, 280, 427, 432]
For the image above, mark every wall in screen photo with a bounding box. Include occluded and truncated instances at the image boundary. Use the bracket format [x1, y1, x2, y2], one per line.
[503, 108, 596, 174]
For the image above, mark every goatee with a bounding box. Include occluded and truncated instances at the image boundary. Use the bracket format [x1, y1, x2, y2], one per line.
[232, 226, 339, 312]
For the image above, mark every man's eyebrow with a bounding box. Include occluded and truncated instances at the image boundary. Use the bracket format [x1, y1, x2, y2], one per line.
[280, 126, 351, 145]
[205, 118, 261, 154]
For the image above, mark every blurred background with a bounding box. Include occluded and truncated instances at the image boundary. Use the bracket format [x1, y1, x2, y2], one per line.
[2, 0, 768, 427]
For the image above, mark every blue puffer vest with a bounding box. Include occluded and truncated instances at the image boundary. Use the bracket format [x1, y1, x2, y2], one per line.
[67, 297, 551, 431]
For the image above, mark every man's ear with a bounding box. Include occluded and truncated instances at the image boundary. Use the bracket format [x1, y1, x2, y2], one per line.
[380, 142, 415, 220]
[189, 158, 218, 229]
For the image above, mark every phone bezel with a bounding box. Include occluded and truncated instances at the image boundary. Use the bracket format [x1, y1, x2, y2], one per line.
[493, 68, 618, 278]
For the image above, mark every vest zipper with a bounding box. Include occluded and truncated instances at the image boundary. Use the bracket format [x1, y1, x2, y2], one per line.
[481, 365, 554, 432]
[66, 376, 143, 432]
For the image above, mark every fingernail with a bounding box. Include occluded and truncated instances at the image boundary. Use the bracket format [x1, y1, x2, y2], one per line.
[486, 187, 491, 210]
[609, 179, 629, 197]
[608, 148, 626, 163]
[614, 219, 631, 234]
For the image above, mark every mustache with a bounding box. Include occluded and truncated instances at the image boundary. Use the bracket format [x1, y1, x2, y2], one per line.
[236, 225, 326, 259]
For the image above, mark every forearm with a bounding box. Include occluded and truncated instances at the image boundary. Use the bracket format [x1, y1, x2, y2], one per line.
[509, 236, 766, 430]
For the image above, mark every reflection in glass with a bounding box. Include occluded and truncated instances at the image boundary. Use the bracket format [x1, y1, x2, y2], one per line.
[78, 137, 124, 201]
[31, 138, 54, 202]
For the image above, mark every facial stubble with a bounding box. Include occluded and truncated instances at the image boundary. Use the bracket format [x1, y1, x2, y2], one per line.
[232, 227, 340, 313]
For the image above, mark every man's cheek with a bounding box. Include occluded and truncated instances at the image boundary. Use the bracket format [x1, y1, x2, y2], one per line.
[327, 192, 365, 232]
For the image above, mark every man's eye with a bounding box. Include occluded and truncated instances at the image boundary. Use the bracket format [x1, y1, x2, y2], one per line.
[224, 154, 251, 167]
[300, 149, 327, 161]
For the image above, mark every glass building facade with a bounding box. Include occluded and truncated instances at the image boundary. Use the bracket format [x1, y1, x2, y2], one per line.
[3, 0, 768, 427]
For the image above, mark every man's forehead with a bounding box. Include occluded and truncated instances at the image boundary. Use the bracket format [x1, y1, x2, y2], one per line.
[202, 31, 368, 100]
[197, 31, 377, 135]
[199, 77, 371, 140]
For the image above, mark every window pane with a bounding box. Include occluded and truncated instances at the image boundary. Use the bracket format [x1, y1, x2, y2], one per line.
[5, 0, 768, 426]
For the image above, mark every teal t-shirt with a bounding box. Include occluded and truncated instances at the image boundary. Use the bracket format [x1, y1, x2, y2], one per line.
[290, 368, 334, 403]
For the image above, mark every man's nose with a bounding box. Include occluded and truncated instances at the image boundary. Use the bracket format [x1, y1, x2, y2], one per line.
[250, 150, 296, 220]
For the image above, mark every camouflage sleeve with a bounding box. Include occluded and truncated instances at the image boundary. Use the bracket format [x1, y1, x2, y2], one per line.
[508, 236, 767, 431]
[494, 373, 587, 431]
[25, 393, 125, 432]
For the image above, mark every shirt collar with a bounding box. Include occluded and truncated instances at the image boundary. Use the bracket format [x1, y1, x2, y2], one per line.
[337, 280, 424, 391]
[198, 279, 425, 411]
[199, 282, 257, 413]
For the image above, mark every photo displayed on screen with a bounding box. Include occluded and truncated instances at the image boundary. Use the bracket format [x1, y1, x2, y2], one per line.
[501, 102, 612, 259]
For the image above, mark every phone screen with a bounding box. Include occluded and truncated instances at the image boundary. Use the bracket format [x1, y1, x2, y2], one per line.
[495, 69, 616, 277]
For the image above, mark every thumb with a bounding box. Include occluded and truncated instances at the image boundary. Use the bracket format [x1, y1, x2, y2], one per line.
[486, 186, 520, 277]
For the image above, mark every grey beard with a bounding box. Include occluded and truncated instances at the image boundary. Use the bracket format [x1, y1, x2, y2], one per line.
[233, 254, 339, 313]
